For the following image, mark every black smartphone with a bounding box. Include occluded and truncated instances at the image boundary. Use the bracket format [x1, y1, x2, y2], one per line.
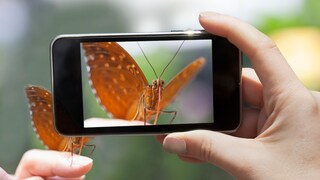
[51, 30, 241, 136]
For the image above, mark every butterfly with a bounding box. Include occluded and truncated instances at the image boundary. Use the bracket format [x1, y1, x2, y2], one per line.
[82, 42, 206, 125]
[25, 85, 93, 154]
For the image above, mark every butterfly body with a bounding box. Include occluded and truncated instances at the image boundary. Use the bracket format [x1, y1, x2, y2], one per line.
[132, 79, 165, 124]
[145, 79, 165, 108]
[83, 42, 206, 124]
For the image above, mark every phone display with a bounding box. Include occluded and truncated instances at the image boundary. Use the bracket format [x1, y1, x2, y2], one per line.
[51, 30, 241, 135]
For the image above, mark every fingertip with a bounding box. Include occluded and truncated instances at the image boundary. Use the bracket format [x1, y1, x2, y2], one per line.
[198, 11, 238, 38]
[163, 135, 187, 154]
[199, 11, 221, 20]
[198, 12, 218, 32]
[67, 155, 93, 168]
[16, 149, 93, 179]
[56, 155, 93, 177]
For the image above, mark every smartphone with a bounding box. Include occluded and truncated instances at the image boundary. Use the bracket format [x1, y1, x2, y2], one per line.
[50, 30, 241, 136]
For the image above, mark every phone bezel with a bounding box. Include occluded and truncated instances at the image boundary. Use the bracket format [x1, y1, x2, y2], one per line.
[50, 30, 241, 136]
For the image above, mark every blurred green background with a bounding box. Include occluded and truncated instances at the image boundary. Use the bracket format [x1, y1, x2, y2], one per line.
[0, 0, 319, 179]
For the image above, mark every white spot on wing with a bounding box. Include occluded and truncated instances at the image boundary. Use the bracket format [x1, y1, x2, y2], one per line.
[123, 88, 127, 95]
[112, 78, 118, 84]
[88, 55, 95, 61]
[30, 111, 49, 149]
[120, 73, 125, 81]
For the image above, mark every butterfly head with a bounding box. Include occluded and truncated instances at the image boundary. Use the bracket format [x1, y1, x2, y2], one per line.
[152, 79, 165, 90]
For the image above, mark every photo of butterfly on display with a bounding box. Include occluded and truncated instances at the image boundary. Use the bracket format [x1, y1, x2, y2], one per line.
[25, 85, 95, 159]
[81, 40, 208, 126]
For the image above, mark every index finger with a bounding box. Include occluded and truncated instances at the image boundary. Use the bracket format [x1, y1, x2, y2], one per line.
[15, 149, 93, 179]
[199, 12, 300, 90]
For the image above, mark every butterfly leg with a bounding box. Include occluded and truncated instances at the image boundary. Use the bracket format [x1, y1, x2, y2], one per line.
[143, 107, 147, 126]
[69, 141, 86, 166]
[68, 138, 84, 166]
[149, 109, 177, 125]
[166, 110, 177, 124]
[76, 138, 84, 156]
[69, 139, 75, 166]
[74, 143, 96, 157]
[73, 143, 96, 160]
[142, 95, 147, 126]
[159, 110, 177, 124]
[83, 144, 96, 157]
[62, 143, 69, 152]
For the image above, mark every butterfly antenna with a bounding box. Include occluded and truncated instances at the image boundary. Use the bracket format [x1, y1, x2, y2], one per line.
[137, 42, 158, 78]
[159, 40, 185, 79]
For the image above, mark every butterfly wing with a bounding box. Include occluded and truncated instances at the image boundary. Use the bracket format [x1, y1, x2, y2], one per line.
[160, 57, 206, 109]
[82, 42, 149, 120]
[25, 85, 90, 151]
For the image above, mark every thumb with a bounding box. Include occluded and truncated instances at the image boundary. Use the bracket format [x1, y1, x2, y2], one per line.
[163, 130, 259, 175]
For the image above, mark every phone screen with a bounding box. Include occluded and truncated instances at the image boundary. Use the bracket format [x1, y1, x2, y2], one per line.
[80, 39, 213, 128]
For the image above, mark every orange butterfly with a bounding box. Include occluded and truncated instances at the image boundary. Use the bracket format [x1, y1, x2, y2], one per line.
[25, 85, 92, 154]
[82, 42, 206, 125]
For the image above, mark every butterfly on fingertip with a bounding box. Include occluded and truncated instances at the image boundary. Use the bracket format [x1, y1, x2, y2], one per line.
[25, 85, 94, 155]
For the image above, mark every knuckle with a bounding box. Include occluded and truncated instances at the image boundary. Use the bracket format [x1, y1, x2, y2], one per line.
[251, 35, 281, 60]
[260, 36, 278, 51]
[199, 136, 215, 162]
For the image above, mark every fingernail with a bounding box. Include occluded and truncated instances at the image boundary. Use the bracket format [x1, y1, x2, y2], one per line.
[163, 137, 187, 154]
[63, 155, 93, 167]
[75, 156, 92, 166]
[199, 11, 220, 19]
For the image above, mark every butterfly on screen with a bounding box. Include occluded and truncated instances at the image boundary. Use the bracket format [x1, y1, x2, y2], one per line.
[25, 85, 94, 156]
[82, 41, 206, 125]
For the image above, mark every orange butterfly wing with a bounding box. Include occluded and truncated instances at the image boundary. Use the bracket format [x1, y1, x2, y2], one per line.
[160, 57, 206, 109]
[82, 42, 149, 120]
[25, 85, 90, 151]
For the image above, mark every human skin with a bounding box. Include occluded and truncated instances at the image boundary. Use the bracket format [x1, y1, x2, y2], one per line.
[158, 12, 320, 179]
[2, 149, 93, 180]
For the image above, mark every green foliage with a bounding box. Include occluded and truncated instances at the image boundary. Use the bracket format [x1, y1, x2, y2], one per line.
[259, 0, 320, 35]
[304, 0, 320, 26]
